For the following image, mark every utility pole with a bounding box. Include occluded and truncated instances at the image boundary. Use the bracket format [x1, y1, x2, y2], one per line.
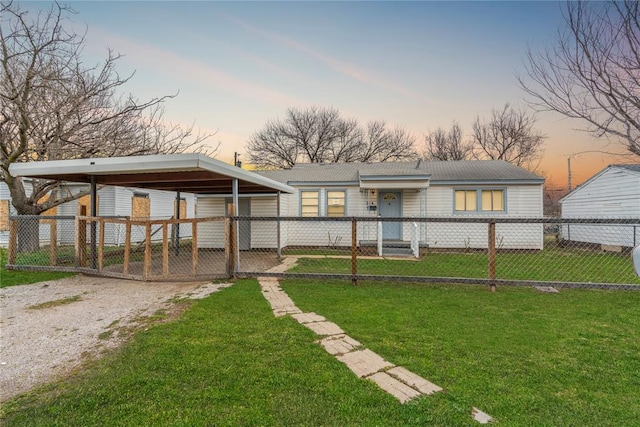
[567, 157, 572, 193]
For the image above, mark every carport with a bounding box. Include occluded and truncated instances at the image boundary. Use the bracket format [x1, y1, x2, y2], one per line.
[8, 153, 294, 279]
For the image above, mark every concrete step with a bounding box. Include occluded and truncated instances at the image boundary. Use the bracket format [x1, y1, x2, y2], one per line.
[382, 246, 413, 256]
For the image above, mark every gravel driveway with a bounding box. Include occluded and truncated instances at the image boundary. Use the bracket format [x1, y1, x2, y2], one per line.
[0, 274, 229, 402]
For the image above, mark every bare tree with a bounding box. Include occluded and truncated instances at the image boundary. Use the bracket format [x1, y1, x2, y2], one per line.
[519, 1, 640, 157]
[423, 121, 472, 161]
[471, 104, 546, 170]
[0, 1, 216, 216]
[247, 106, 418, 169]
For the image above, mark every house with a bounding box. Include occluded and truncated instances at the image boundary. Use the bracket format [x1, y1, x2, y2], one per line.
[196, 160, 545, 251]
[0, 180, 196, 247]
[560, 164, 640, 249]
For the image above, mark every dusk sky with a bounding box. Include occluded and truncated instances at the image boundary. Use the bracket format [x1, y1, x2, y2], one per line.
[29, 1, 634, 188]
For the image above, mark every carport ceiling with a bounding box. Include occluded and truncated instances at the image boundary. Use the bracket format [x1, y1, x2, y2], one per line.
[9, 153, 295, 195]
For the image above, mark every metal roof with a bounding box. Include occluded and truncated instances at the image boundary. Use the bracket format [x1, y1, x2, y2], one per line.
[257, 160, 544, 185]
[9, 154, 295, 195]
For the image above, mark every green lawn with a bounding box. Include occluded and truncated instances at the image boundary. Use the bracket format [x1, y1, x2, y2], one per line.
[281, 279, 640, 426]
[3, 278, 640, 425]
[0, 279, 475, 426]
[289, 246, 639, 284]
[0, 249, 73, 288]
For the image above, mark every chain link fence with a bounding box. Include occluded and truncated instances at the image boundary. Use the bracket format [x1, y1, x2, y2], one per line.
[236, 216, 640, 290]
[6, 215, 640, 289]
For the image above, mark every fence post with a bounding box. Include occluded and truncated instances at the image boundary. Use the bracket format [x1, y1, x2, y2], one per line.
[144, 221, 152, 280]
[49, 218, 58, 266]
[123, 219, 131, 275]
[488, 220, 496, 292]
[98, 219, 105, 271]
[162, 222, 169, 277]
[8, 218, 17, 265]
[191, 219, 198, 276]
[76, 206, 87, 267]
[226, 203, 237, 277]
[352, 218, 358, 286]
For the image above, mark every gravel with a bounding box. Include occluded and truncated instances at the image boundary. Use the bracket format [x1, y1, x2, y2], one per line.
[0, 274, 231, 402]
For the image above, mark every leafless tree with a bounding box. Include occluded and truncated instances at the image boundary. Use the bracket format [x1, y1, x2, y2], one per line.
[471, 104, 546, 170]
[423, 121, 472, 161]
[247, 106, 418, 169]
[518, 1, 640, 157]
[0, 1, 216, 216]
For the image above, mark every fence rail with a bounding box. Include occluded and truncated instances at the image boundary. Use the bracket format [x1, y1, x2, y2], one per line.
[6, 215, 640, 290]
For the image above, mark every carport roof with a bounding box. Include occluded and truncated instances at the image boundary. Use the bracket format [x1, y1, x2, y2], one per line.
[9, 153, 295, 195]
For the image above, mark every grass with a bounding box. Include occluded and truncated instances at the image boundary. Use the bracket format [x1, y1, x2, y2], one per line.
[27, 295, 82, 310]
[3, 278, 640, 425]
[0, 248, 74, 288]
[289, 245, 640, 284]
[0, 279, 475, 426]
[281, 279, 640, 426]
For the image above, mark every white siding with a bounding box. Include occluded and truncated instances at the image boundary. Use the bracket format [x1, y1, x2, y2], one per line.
[561, 167, 640, 247]
[250, 197, 278, 249]
[196, 197, 226, 249]
[423, 184, 543, 249]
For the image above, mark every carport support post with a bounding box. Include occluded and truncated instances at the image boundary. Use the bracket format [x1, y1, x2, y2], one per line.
[174, 190, 180, 256]
[232, 178, 239, 273]
[352, 218, 358, 286]
[226, 203, 237, 277]
[488, 220, 497, 292]
[90, 175, 97, 269]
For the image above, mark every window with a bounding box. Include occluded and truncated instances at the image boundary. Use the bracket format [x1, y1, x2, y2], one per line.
[455, 190, 477, 211]
[455, 189, 505, 212]
[300, 191, 319, 217]
[132, 192, 150, 218]
[326, 190, 346, 217]
[481, 190, 504, 211]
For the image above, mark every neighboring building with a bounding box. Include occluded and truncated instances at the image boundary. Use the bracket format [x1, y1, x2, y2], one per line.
[196, 160, 545, 251]
[0, 180, 195, 247]
[560, 164, 640, 249]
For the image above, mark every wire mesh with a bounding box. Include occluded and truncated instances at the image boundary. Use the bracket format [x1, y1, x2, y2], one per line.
[7, 215, 640, 288]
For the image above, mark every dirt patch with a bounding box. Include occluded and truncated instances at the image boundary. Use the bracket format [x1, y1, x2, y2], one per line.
[0, 274, 231, 402]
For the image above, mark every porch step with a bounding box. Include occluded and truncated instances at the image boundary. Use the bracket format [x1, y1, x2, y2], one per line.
[382, 242, 413, 257]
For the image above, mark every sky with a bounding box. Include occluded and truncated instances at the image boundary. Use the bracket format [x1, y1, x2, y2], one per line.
[21, 1, 635, 188]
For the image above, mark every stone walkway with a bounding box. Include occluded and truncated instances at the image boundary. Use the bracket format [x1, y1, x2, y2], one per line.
[257, 270, 494, 424]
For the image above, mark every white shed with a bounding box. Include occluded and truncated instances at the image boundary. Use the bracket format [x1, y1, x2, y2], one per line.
[560, 164, 640, 248]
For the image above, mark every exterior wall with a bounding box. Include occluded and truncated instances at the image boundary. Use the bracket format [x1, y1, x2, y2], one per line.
[195, 196, 226, 249]
[561, 167, 640, 247]
[423, 184, 543, 249]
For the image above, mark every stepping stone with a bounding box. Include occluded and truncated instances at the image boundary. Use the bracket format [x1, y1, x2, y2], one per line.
[367, 372, 422, 403]
[304, 321, 344, 336]
[318, 334, 362, 355]
[535, 286, 559, 293]
[274, 310, 302, 317]
[291, 312, 326, 324]
[472, 407, 493, 424]
[337, 349, 394, 378]
[387, 366, 442, 395]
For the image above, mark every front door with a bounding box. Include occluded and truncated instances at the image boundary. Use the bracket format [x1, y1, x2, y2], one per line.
[378, 191, 401, 240]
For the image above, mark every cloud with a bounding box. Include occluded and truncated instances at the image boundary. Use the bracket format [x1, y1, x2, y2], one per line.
[88, 27, 303, 107]
[222, 12, 417, 99]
